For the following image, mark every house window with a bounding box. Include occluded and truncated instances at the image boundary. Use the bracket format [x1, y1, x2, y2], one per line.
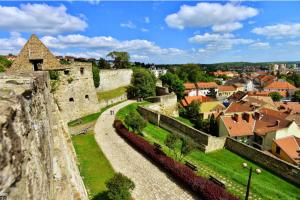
[69, 97, 74, 102]
[64, 70, 70, 75]
[276, 146, 281, 154]
[85, 95, 89, 99]
[80, 67, 84, 75]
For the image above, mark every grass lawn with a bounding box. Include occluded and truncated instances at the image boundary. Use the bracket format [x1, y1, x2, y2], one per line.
[116, 101, 150, 121]
[68, 101, 125, 127]
[97, 86, 127, 101]
[72, 131, 115, 200]
[175, 116, 194, 127]
[117, 102, 300, 200]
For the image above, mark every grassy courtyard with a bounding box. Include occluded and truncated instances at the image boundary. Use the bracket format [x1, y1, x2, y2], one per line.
[117, 102, 300, 200]
[72, 132, 115, 200]
[97, 86, 127, 101]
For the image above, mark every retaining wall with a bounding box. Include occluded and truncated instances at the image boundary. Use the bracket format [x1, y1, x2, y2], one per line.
[225, 138, 300, 186]
[138, 106, 226, 152]
[99, 93, 127, 108]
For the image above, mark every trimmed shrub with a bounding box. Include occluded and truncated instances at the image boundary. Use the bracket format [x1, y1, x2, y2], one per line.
[114, 120, 238, 200]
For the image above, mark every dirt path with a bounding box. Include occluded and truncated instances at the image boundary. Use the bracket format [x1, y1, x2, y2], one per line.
[94, 100, 198, 200]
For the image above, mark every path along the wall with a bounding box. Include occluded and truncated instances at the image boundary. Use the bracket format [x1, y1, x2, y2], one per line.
[94, 100, 199, 200]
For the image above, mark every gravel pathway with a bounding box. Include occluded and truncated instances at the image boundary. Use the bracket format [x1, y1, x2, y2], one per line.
[94, 100, 199, 200]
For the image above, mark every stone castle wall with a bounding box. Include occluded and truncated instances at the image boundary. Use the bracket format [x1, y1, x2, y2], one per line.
[98, 69, 132, 91]
[53, 62, 100, 123]
[225, 138, 300, 187]
[145, 93, 179, 117]
[138, 106, 226, 152]
[0, 72, 88, 199]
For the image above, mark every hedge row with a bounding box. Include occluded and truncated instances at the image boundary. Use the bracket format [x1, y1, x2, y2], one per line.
[114, 120, 238, 200]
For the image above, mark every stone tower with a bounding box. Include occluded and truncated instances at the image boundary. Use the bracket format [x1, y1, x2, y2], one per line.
[9, 34, 64, 72]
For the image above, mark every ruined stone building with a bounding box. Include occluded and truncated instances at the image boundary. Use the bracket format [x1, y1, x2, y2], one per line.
[0, 34, 101, 199]
[9, 34, 100, 123]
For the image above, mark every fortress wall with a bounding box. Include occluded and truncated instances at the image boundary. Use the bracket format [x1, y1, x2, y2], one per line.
[0, 72, 88, 200]
[53, 62, 100, 123]
[98, 69, 132, 91]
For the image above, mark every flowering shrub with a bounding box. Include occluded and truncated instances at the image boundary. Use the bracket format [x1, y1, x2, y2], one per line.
[114, 120, 238, 200]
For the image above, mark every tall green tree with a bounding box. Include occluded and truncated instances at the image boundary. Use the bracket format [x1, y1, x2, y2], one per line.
[178, 137, 194, 161]
[292, 90, 300, 102]
[92, 63, 100, 88]
[175, 64, 214, 83]
[127, 68, 156, 98]
[106, 173, 135, 200]
[160, 72, 185, 99]
[98, 57, 111, 69]
[268, 92, 283, 102]
[107, 51, 130, 69]
[164, 134, 177, 157]
[186, 100, 200, 123]
[124, 111, 147, 134]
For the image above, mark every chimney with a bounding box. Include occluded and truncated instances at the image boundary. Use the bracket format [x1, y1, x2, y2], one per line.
[243, 113, 253, 123]
[233, 113, 241, 122]
[276, 120, 280, 126]
[254, 112, 260, 120]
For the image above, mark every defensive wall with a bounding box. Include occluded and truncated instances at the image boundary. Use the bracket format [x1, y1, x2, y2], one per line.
[145, 93, 179, 117]
[225, 138, 300, 187]
[137, 105, 226, 152]
[98, 69, 132, 91]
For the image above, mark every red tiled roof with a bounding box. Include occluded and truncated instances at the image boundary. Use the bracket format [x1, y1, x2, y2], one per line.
[180, 95, 212, 107]
[264, 81, 296, 90]
[248, 91, 288, 98]
[275, 102, 300, 114]
[259, 75, 276, 84]
[221, 114, 255, 137]
[274, 136, 300, 164]
[184, 82, 196, 90]
[254, 108, 291, 135]
[225, 101, 257, 113]
[196, 82, 218, 88]
[218, 85, 236, 92]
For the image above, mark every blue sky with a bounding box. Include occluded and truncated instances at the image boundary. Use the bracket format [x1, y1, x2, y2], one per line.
[0, 1, 300, 64]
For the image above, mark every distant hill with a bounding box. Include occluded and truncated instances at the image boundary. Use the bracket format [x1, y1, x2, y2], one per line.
[0, 56, 12, 72]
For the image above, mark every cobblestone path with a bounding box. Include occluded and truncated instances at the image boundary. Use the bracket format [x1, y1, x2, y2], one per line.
[94, 100, 199, 200]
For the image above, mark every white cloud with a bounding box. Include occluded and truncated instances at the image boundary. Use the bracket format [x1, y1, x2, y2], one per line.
[248, 20, 256, 25]
[120, 21, 136, 29]
[189, 33, 253, 51]
[212, 22, 243, 32]
[0, 32, 26, 54]
[144, 17, 150, 23]
[165, 2, 258, 31]
[140, 28, 149, 32]
[40, 34, 185, 58]
[287, 40, 300, 46]
[252, 23, 300, 38]
[87, 0, 100, 5]
[0, 4, 87, 34]
[250, 42, 270, 49]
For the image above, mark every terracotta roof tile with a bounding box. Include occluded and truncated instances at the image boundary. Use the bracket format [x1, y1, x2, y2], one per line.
[274, 136, 300, 164]
[196, 82, 218, 88]
[218, 85, 236, 92]
[275, 102, 300, 113]
[184, 82, 196, 90]
[264, 81, 296, 90]
[180, 95, 212, 107]
[221, 114, 255, 137]
[248, 91, 288, 98]
[254, 108, 291, 135]
[225, 101, 256, 113]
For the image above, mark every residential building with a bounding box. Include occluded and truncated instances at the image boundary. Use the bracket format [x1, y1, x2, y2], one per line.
[199, 101, 225, 119]
[217, 85, 237, 100]
[248, 91, 288, 98]
[252, 108, 300, 150]
[184, 82, 197, 96]
[180, 95, 212, 107]
[263, 81, 297, 97]
[219, 112, 255, 143]
[213, 70, 239, 77]
[254, 75, 276, 87]
[195, 82, 219, 96]
[225, 77, 255, 91]
[150, 67, 167, 78]
[275, 102, 300, 126]
[272, 136, 300, 165]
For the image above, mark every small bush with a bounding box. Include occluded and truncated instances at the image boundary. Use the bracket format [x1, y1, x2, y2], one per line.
[106, 173, 135, 200]
[114, 120, 238, 200]
[124, 110, 147, 134]
[49, 70, 60, 80]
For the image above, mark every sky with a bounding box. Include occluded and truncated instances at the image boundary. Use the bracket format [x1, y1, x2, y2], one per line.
[0, 1, 300, 64]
